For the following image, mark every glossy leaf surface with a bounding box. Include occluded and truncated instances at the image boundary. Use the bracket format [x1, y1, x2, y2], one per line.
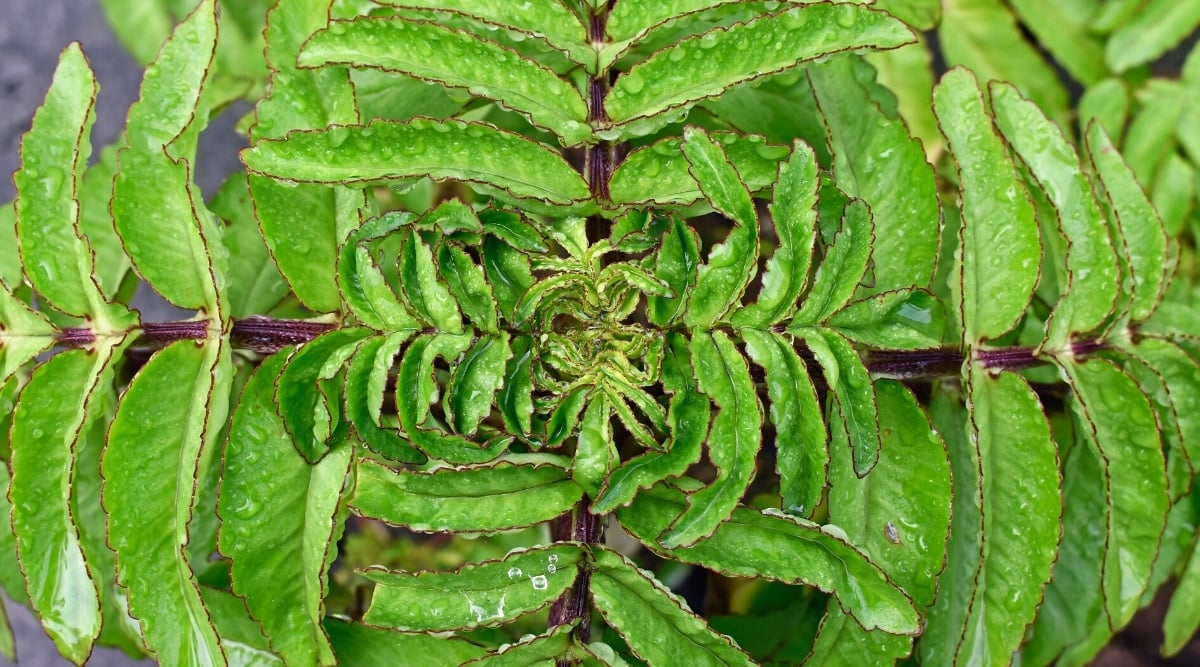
[375, 0, 586, 60]
[351, 458, 583, 533]
[608, 133, 787, 207]
[790, 200, 874, 327]
[800, 329, 880, 476]
[325, 618, 488, 666]
[363, 544, 583, 631]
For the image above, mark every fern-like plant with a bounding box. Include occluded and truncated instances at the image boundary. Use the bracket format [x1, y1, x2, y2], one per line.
[3, 0, 1200, 665]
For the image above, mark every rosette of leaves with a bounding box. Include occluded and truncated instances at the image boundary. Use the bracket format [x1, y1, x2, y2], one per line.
[1, 0, 1199, 666]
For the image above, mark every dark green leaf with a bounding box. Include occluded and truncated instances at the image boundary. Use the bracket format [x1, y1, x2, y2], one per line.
[990, 82, 1119, 345]
[681, 128, 760, 328]
[798, 329, 880, 476]
[573, 394, 616, 498]
[275, 328, 371, 462]
[399, 230, 463, 332]
[350, 457, 583, 532]
[338, 213, 420, 331]
[1129, 339, 1200, 473]
[219, 350, 350, 667]
[447, 334, 512, 436]
[789, 200, 874, 327]
[325, 617, 488, 665]
[1062, 357, 1170, 628]
[660, 331, 761, 548]
[243, 120, 593, 209]
[933, 68, 1041, 344]
[827, 289, 945, 350]
[647, 217, 701, 327]
[482, 236, 534, 324]
[618, 483, 920, 635]
[498, 334, 536, 439]
[809, 55, 940, 295]
[461, 625, 574, 667]
[440, 243, 500, 334]
[480, 210, 548, 253]
[344, 333, 426, 464]
[1163, 536, 1200, 656]
[301, 18, 590, 145]
[875, 0, 941, 30]
[590, 546, 756, 667]
[604, 4, 913, 135]
[731, 140, 818, 328]
[363, 543, 583, 631]
[102, 339, 229, 666]
[741, 329, 826, 518]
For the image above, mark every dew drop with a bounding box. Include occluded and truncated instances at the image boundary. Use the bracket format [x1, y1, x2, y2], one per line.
[530, 575, 548, 591]
[507, 567, 523, 579]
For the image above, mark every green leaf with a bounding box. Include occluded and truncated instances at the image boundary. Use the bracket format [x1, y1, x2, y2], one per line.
[603, 4, 913, 133]
[933, 68, 1041, 344]
[545, 387, 591, 449]
[1062, 357, 1170, 628]
[1007, 0, 1107, 85]
[243, 119, 592, 208]
[827, 289, 946, 350]
[1085, 123, 1169, 323]
[606, 0, 746, 43]
[219, 350, 350, 667]
[647, 217, 701, 327]
[102, 339, 229, 667]
[594, 333, 708, 513]
[350, 457, 583, 533]
[375, 0, 587, 63]
[609, 133, 787, 208]
[590, 546, 756, 667]
[301, 18, 590, 145]
[699, 72, 829, 163]
[618, 483, 920, 635]
[498, 334, 535, 438]
[112, 0, 220, 312]
[399, 230, 463, 333]
[344, 334, 426, 464]
[866, 39, 942, 161]
[275, 328, 371, 462]
[440, 243, 501, 334]
[938, 0, 1067, 117]
[0, 202, 19, 289]
[9, 346, 124, 662]
[798, 329, 880, 476]
[806, 380, 951, 665]
[483, 236, 535, 326]
[789, 199, 874, 327]
[1163, 535, 1200, 656]
[447, 334, 512, 436]
[1129, 339, 1200, 473]
[1152, 153, 1195, 238]
[874, 0, 941, 30]
[338, 213, 420, 331]
[461, 625, 575, 667]
[0, 603, 10, 663]
[573, 394, 616, 498]
[1123, 80, 1183, 190]
[480, 210, 548, 253]
[200, 587, 284, 667]
[363, 543, 583, 631]
[659, 331, 761, 548]
[1105, 0, 1200, 73]
[1079, 79, 1129, 144]
[731, 140, 818, 328]
[990, 82, 1119, 345]
[0, 284, 55, 384]
[13, 45, 121, 323]
[809, 55, 940, 294]
[325, 618, 488, 665]
[680, 128, 760, 328]
[211, 174, 290, 319]
[741, 329, 826, 518]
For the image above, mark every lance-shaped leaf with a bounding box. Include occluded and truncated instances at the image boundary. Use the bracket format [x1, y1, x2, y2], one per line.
[798, 329, 880, 476]
[112, 0, 220, 312]
[809, 55, 940, 294]
[731, 140, 818, 328]
[934, 68, 1041, 344]
[275, 328, 371, 462]
[923, 366, 1060, 665]
[806, 380, 951, 665]
[1105, 0, 1200, 73]
[326, 618, 488, 665]
[618, 483, 919, 635]
[990, 82, 1119, 345]
[210, 174, 289, 319]
[594, 332, 708, 512]
[647, 217, 700, 328]
[741, 329, 825, 518]
[301, 18, 590, 146]
[375, 0, 586, 61]
[461, 625, 575, 667]
[659, 331, 761, 548]
[440, 243, 500, 334]
[250, 0, 362, 313]
[399, 230, 463, 333]
[789, 199, 874, 327]
[9, 344, 123, 662]
[350, 457, 583, 533]
[609, 133, 788, 207]
[545, 387, 590, 449]
[604, 4, 912, 132]
[498, 334, 535, 438]
[680, 128, 759, 328]
[1164, 536, 1200, 657]
[102, 339, 229, 666]
[1062, 357, 1169, 628]
[827, 289, 946, 350]
[0, 284, 55, 384]
[590, 546, 756, 667]
[573, 393, 616, 498]
[338, 213, 419, 331]
[480, 210, 548, 253]
[1128, 339, 1200, 471]
[363, 543, 583, 631]
[14, 45, 123, 325]
[447, 334, 512, 436]
[219, 350, 351, 667]
[1085, 123, 1169, 323]
[344, 334, 426, 464]
[243, 119, 592, 209]
[606, 0, 747, 43]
